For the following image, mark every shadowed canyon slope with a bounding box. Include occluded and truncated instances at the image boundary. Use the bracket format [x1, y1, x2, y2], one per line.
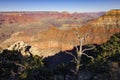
[0, 10, 120, 57]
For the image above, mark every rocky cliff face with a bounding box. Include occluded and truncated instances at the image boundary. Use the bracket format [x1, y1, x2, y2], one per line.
[91, 9, 120, 27]
[29, 9, 120, 50]
[0, 11, 104, 43]
[0, 10, 120, 57]
[7, 41, 42, 56]
[0, 11, 103, 27]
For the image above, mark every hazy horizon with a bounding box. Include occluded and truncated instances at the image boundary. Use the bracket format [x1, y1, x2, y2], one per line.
[0, 0, 120, 12]
[0, 10, 108, 13]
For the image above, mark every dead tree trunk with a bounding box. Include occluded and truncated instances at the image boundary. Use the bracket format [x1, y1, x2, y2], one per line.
[65, 30, 95, 80]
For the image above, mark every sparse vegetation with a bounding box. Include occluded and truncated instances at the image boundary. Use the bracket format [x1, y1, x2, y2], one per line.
[0, 32, 120, 80]
[85, 32, 120, 80]
[0, 50, 46, 80]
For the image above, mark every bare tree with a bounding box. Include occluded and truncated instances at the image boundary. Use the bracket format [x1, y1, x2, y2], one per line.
[65, 29, 95, 80]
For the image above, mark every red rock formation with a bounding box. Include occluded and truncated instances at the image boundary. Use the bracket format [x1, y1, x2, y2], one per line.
[0, 10, 120, 57]
[0, 11, 103, 43]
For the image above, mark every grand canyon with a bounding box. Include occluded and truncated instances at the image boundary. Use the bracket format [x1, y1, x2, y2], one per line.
[0, 9, 120, 80]
[0, 10, 120, 56]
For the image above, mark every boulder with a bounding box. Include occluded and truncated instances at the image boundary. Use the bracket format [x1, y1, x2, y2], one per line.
[7, 41, 41, 56]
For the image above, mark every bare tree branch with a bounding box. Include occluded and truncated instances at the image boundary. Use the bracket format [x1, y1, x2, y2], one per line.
[65, 29, 94, 80]
[75, 31, 81, 40]
[82, 53, 94, 60]
[82, 46, 95, 53]
[70, 59, 77, 63]
[83, 33, 88, 41]
[70, 69, 77, 74]
[75, 46, 79, 53]
[65, 51, 78, 63]
[78, 38, 84, 55]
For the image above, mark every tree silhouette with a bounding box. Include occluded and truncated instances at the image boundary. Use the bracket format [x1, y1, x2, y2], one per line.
[65, 29, 95, 80]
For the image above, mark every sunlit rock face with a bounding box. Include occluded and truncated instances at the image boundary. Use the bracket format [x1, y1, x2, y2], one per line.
[91, 9, 120, 27]
[0, 11, 104, 45]
[7, 41, 41, 56]
[0, 10, 120, 57]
